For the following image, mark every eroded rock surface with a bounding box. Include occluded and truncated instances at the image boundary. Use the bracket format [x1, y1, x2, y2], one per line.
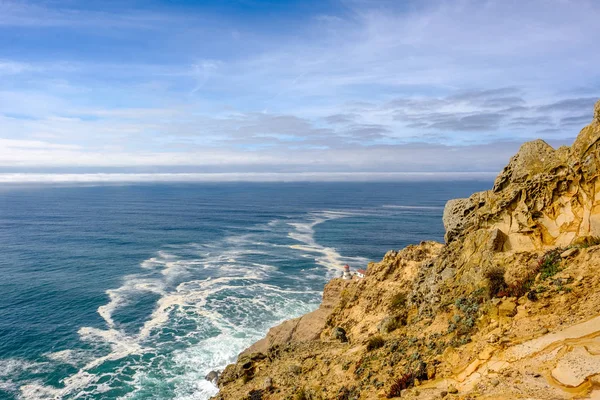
[213, 100, 600, 400]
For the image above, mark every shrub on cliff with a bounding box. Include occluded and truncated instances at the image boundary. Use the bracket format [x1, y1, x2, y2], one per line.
[539, 249, 562, 279]
[387, 373, 414, 398]
[366, 335, 385, 351]
[484, 266, 506, 297]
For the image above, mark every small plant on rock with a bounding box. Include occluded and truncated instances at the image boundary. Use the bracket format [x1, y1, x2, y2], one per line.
[387, 373, 414, 398]
[539, 249, 562, 280]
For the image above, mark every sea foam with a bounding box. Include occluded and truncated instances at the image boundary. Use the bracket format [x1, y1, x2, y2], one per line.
[16, 210, 355, 400]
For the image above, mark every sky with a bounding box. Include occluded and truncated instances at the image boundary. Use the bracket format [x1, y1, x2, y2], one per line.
[1, 0, 600, 182]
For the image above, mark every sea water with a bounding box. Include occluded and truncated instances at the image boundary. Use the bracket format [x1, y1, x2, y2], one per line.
[0, 181, 490, 399]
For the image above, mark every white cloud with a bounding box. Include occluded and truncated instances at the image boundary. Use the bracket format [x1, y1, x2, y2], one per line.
[0, 0, 598, 179]
[0, 138, 81, 150]
[0, 60, 36, 75]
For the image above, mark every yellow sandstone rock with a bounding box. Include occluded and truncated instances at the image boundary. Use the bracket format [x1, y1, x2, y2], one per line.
[214, 100, 600, 400]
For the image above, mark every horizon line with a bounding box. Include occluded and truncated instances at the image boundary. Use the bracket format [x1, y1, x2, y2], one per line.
[0, 172, 497, 183]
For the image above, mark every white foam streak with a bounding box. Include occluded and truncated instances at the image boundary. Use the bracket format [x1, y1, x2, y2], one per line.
[44, 350, 93, 367]
[382, 204, 443, 210]
[16, 209, 362, 400]
[97, 276, 166, 329]
[288, 211, 368, 276]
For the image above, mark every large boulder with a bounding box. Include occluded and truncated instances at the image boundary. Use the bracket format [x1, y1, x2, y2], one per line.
[443, 198, 474, 243]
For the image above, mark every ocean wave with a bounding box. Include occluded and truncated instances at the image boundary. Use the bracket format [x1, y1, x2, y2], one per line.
[12, 209, 359, 400]
[287, 211, 369, 275]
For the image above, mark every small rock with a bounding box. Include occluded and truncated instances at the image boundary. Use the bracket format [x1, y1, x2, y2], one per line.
[498, 299, 517, 318]
[491, 379, 500, 386]
[288, 364, 302, 375]
[427, 363, 437, 380]
[378, 316, 398, 334]
[527, 291, 538, 301]
[540, 327, 549, 335]
[263, 377, 273, 390]
[560, 248, 579, 258]
[448, 385, 458, 394]
[331, 326, 348, 342]
[205, 370, 220, 385]
[440, 390, 448, 398]
[247, 389, 264, 400]
[478, 345, 495, 360]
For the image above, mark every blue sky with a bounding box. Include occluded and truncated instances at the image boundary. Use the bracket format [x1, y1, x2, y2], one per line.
[1, 0, 600, 181]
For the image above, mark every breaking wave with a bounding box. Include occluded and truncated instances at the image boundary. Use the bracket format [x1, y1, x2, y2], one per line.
[13, 211, 366, 400]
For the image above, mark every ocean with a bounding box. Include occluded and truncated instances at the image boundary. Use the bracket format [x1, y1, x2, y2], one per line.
[0, 181, 490, 400]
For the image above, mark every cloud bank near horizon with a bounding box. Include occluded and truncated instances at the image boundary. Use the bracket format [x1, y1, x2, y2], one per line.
[0, 171, 498, 184]
[1, 0, 599, 180]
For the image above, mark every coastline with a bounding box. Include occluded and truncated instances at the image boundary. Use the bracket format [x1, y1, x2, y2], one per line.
[212, 100, 600, 400]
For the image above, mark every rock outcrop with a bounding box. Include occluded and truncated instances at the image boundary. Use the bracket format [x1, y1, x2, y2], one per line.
[213, 100, 600, 400]
[241, 279, 345, 355]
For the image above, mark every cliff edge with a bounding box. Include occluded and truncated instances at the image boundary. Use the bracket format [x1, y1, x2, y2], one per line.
[213, 100, 600, 400]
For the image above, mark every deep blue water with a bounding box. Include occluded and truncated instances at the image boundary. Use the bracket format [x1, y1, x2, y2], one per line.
[0, 181, 490, 399]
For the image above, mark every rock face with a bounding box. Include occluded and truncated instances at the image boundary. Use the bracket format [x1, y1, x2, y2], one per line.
[443, 101, 600, 252]
[214, 100, 600, 400]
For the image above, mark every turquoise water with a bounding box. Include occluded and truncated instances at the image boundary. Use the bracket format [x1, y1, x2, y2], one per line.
[0, 182, 490, 399]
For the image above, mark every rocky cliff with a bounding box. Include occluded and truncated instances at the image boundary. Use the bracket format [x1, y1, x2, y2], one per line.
[213, 100, 600, 400]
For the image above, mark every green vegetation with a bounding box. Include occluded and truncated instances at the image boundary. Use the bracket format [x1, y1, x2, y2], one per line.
[446, 290, 486, 346]
[485, 248, 566, 300]
[539, 249, 562, 279]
